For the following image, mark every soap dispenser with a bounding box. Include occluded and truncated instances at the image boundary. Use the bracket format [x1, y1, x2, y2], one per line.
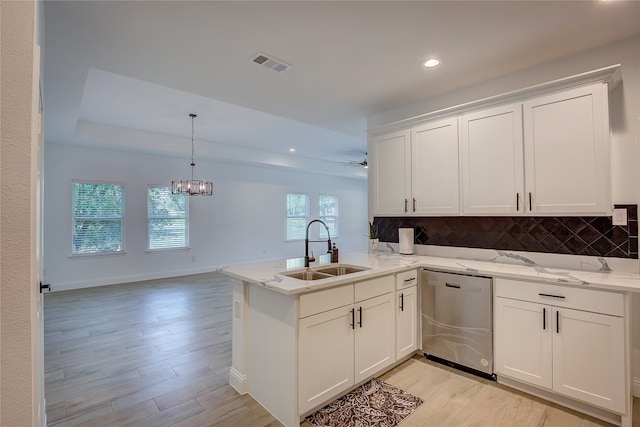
[331, 243, 339, 263]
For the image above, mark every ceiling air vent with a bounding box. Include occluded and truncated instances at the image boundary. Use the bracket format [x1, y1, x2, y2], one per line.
[252, 53, 292, 73]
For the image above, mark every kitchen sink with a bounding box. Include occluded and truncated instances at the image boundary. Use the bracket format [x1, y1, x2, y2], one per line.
[282, 270, 333, 281]
[314, 265, 370, 276]
[279, 264, 370, 281]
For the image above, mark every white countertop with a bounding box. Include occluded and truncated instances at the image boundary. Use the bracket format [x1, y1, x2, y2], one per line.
[218, 250, 640, 296]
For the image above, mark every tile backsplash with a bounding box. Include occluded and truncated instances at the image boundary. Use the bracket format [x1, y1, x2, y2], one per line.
[374, 204, 638, 259]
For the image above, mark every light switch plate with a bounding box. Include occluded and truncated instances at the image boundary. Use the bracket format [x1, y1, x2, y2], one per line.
[612, 208, 628, 226]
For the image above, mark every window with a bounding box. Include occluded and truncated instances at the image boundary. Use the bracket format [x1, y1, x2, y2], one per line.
[319, 195, 339, 238]
[72, 181, 125, 255]
[286, 193, 308, 240]
[147, 186, 189, 250]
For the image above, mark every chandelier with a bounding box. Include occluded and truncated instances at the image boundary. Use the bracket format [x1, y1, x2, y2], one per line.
[171, 113, 213, 196]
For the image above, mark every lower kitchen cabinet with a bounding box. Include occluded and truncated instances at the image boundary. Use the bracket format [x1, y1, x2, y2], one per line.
[298, 275, 395, 414]
[494, 298, 552, 389]
[395, 269, 419, 360]
[494, 278, 626, 414]
[553, 307, 625, 412]
[298, 305, 355, 414]
[354, 293, 395, 383]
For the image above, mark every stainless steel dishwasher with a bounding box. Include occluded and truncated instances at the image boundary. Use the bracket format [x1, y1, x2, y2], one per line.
[421, 269, 496, 380]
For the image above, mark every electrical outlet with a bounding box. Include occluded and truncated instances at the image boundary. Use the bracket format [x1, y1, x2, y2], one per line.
[612, 208, 628, 226]
[234, 300, 241, 318]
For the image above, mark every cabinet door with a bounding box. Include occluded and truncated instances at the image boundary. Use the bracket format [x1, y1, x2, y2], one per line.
[552, 307, 625, 413]
[460, 103, 524, 214]
[354, 293, 395, 383]
[411, 117, 460, 215]
[494, 297, 552, 389]
[523, 83, 609, 214]
[298, 305, 354, 414]
[396, 286, 418, 360]
[372, 130, 411, 216]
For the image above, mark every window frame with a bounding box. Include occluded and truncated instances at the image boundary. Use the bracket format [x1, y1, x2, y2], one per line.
[146, 185, 190, 252]
[71, 180, 126, 257]
[319, 194, 339, 239]
[286, 193, 309, 241]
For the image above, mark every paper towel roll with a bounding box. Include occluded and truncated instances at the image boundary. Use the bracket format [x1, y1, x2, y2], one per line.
[399, 228, 414, 254]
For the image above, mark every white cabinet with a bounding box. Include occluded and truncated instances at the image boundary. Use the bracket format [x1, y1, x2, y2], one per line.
[354, 292, 395, 383]
[553, 307, 625, 412]
[460, 103, 524, 214]
[411, 118, 460, 215]
[460, 83, 610, 216]
[523, 83, 610, 214]
[395, 270, 418, 360]
[298, 304, 354, 414]
[494, 278, 626, 414]
[298, 275, 395, 414]
[372, 130, 411, 216]
[494, 297, 552, 389]
[372, 117, 459, 216]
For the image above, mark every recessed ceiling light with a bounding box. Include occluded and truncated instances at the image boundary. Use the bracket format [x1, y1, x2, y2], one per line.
[424, 59, 440, 68]
[289, 148, 296, 152]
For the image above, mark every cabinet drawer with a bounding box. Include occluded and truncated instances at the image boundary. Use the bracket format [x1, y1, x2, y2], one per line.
[355, 275, 394, 302]
[495, 278, 623, 316]
[396, 269, 418, 290]
[299, 284, 353, 318]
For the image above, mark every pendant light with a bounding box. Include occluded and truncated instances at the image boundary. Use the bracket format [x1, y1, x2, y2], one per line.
[171, 113, 213, 196]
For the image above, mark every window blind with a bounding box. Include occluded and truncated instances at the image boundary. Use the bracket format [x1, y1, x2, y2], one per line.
[147, 186, 189, 250]
[72, 182, 125, 254]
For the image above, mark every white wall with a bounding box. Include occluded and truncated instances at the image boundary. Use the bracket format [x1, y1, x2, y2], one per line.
[44, 144, 368, 291]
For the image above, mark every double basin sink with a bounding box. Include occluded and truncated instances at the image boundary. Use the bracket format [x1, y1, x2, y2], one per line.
[280, 264, 370, 281]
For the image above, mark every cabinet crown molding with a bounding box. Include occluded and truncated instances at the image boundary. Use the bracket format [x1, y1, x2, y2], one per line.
[368, 64, 622, 136]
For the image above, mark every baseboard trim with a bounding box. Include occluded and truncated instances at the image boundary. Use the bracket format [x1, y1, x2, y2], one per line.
[229, 367, 248, 394]
[633, 376, 640, 397]
[51, 265, 222, 292]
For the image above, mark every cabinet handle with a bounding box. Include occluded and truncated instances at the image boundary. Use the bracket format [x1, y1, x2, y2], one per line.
[403, 277, 416, 283]
[516, 193, 520, 212]
[543, 307, 546, 330]
[358, 306, 363, 328]
[412, 198, 416, 212]
[400, 293, 404, 311]
[350, 308, 355, 329]
[445, 283, 461, 289]
[538, 293, 565, 299]
[404, 199, 408, 213]
[556, 310, 560, 334]
[529, 192, 532, 211]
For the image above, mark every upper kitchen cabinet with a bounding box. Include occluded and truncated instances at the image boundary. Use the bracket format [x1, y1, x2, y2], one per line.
[411, 117, 460, 215]
[369, 65, 620, 217]
[372, 117, 460, 216]
[461, 82, 611, 216]
[523, 83, 610, 215]
[371, 130, 411, 216]
[460, 103, 524, 215]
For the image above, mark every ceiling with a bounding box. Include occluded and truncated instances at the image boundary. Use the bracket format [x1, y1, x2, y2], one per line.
[43, 1, 640, 178]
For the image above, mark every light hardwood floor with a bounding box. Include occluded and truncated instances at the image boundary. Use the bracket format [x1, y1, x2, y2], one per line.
[45, 272, 638, 427]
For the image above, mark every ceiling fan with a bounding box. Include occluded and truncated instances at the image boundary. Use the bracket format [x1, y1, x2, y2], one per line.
[343, 153, 368, 168]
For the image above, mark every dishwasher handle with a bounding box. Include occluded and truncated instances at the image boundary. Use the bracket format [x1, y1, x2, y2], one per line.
[445, 283, 461, 289]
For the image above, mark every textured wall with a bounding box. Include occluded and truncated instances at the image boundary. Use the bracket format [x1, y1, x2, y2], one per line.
[0, 1, 37, 425]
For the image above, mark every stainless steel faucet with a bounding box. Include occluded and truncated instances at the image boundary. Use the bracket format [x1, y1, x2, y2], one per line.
[305, 219, 332, 267]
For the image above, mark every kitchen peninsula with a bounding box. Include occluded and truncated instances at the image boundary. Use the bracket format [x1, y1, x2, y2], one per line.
[220, 250, 640, 427]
